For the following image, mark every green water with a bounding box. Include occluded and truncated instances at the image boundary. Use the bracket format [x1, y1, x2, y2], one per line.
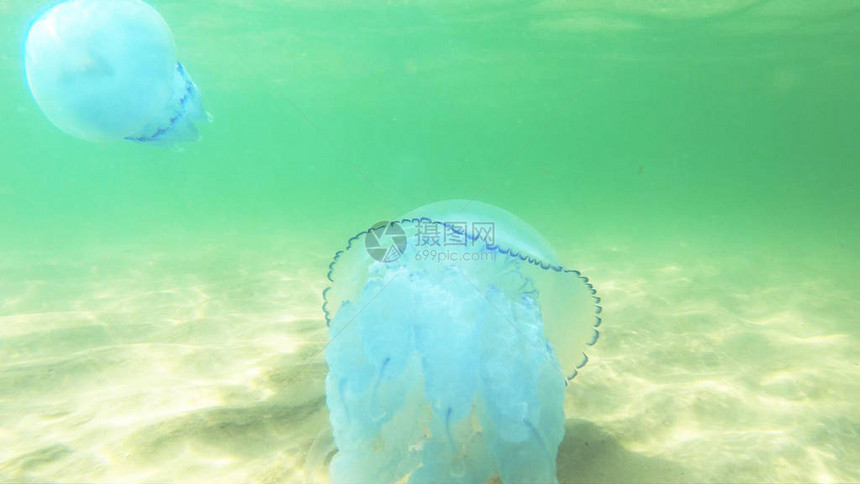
[1, 1, 858, 482]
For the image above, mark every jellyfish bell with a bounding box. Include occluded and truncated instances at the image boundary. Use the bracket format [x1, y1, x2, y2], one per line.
[318, 200, 601, 483]
[403, 199, 562, 266]
[24, 0, 208, 144]
[325, 200, 600, 381]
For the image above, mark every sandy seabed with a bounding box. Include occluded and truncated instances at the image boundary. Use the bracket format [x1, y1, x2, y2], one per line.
[0, 238, 857, 483]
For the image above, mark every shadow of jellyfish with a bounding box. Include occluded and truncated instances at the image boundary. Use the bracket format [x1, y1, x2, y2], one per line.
[310, 200, 602, 483]
[24, 0, 209, 144]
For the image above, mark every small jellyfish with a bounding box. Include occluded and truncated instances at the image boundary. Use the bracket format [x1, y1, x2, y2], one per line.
[318, 200, 601, 484]
[24, 0, 209, 144]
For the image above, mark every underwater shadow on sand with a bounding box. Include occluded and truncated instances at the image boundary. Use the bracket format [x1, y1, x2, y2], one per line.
[558, 418, 695, 483]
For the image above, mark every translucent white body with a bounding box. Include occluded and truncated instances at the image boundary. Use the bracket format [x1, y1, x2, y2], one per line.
[319, 201, 602, 483]
[24, 0, 207, 143]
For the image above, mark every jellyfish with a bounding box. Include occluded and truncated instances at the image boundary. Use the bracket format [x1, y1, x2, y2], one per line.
[317, 200, 602, 484]
[24, 0, 209, 144]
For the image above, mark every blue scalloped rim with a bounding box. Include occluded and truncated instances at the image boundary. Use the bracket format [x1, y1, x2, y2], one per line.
[322, 217, 603, 382]
[125, 62, 195, 143]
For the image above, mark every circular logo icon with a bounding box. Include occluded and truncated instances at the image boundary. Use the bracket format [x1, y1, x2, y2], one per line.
[365, 221, 407, 262]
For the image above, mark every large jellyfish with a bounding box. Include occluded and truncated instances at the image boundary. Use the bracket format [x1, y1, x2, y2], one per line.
[24, 0, 208, 144]
[317, 200, 602, 484]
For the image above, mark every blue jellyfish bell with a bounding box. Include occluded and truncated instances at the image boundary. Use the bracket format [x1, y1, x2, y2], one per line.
[24, 0, 209, 144]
